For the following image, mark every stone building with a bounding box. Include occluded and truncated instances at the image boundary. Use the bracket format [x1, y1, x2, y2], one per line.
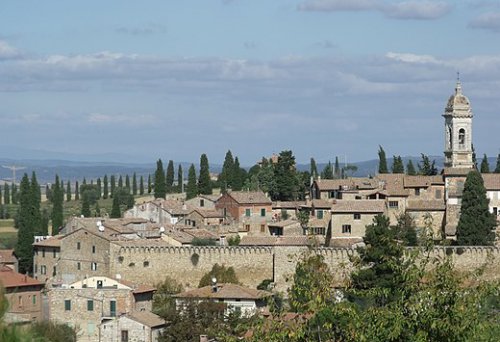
[48, 276, 156, 342]
[100, 311, 166, 342]
[33, 235, 63, 283]
[0, 249, 18, 272]
[330, 200, 385, 239]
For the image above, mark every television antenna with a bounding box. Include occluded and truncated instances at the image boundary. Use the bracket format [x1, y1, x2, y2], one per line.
[2, 165, 26, 184]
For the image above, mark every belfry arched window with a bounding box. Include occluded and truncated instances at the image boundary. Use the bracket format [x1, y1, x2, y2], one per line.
[458, 128, 465, 145]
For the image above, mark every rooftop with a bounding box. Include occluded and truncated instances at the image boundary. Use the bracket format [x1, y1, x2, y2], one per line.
[0, 267, 44, 289]
[331, 200, 386, 213]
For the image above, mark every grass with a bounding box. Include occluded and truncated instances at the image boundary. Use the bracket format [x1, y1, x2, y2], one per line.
[0, 231, 17, 249]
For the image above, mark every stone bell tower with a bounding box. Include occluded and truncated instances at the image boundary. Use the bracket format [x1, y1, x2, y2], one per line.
[443, 77, 474, 169]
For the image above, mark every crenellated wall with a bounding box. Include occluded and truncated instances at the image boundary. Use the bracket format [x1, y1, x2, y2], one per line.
[104, 243, 500, 292]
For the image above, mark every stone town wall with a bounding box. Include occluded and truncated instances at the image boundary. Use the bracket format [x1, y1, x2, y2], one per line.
[106, 244, 499, 293]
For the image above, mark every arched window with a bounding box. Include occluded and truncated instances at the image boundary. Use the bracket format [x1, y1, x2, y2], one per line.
[458, 128, 465, 145]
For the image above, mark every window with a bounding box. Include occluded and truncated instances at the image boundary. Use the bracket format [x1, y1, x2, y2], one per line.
[200, 199, 205, 207]
[110, 300, 116, 317]
[245, 209, 251, 217]
[121, 330, 129, 342]
[317, 210, 323, 219]
[459, 128, 465, 145]
[245, 224, 250, 232]
[18, 296, 22, 307]
[260, 208, 266, 217]
[91, 262, 97, 271]
[260, 224, 265, 233]
[77, 262, 81, 270]
[415, 188, 420, 196]
[42, 250, 45, 258]
[64, 300, 71, 311]
[32, 295, 36, 306]
[77, 242, 81, 250]
[92, 245, 96, 254]
[143, 261, 149, 267]
[87, 300, 94, 311]
[389, 201, 399, 209]
[435, 189, 442, 199]
[354, 213, 361, 220]
[34, 264, 38, 273]
[53, 249, 57, 258]
[311, 227, 326, 235]
[40, 265, 46, 275]
[342, 225, 352, 234]
[52, 266, 57, 276]
[493, 207, 498, 216]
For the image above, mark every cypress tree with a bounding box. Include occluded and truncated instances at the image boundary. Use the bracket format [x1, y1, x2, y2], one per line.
[41, 208, 49, 236]
[495, 154, 500, 173]
[334, 156, 341, 179]
[310, 158, 318, 180]
[321, 161, 334, 180]
[75, 181, 79, 200]
[154, 159, 167, 199]
[480, 154, 490, 173]
[177, 165, 183, 193]
[51, 175, 64, 233]
[132, 173, 137, 196]
[232, 157, 244, 191]
[166, 160, 175, 194]
[66, 181, 71, 201]
[60, 179, 65, 200]
[15, 174, 34, 274]
[11, 183, 18, 204]
[391, 155, 404, 174]
[198, 154, 212, 195]
[3, 184, 9, 204]
[219, 150, 234, 192]
[456, 171, 496, 245]
[118, 175, 123, 189]
[96, 177, 102, 199]
[186, 164, 198, 200]
[274, 150, 300, 201]
[147, 174, 152, 194]
[30, 172, 42, 235]
[139, 176, 144, 195]
[110, 175, 116, 197]
[378, 145, 388, 174]
[110, 195, 121, 218]
[0, 185, 2, 205]
[95, 202, 101, 217]
[81, 194, 91, 217]
[82, 178, 87, 185]
[406, 160, 416, 175]
[103, 175, 109, 199]
[125, 174, 130, 192]
[472, 144, 477, 169]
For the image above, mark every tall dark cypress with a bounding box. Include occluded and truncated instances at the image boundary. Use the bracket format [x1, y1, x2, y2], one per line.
[391, 155, 404, 174]
[147, 175, 152, 194]
[110, 195, 121, 218]
[15, 174, 34, 273]
[378, 145, 388, 174]
[334, 156, 341, 179]
[118, 175, 123, 189]
[154, 159, 167, 199]
[495, 154, 500, 173]
[186, 164, 197, 200]
[139, 175, 144, 195]
[232, 157, 244, 191]
[103, 175, 109, 199]
[30, 172, 42, 235]
[166, 160, 175, 194]
[3, 184, 9, 204]
[11, 184, 18, 204]
[125, 174, 130, 192]
[96, 177, 102, 199]
[310, 158, 318, 180]
[480, 154, 490, 173]
[218, 150, 234, 192]
[198, 154, 212, 195]
[66, 181, 71, 201]
[177, 165, 183, 193]
[75, 181, 80, 200]
[132, 173, 137, 196]
[110, 175, 116, 197]
[406, 160, 416, 175]
[51, 174, 64, 233]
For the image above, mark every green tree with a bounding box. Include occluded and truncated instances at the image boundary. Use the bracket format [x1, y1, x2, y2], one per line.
[94, 202, 101, 217]
[96, 177, 101, 199]
[153, 276, 184, 320]
[310, 158, 318, 180]
[186, 164, 197, 200]
[110, 195, 121, 218]
[198, 264, 239, 287]
[118, 175, 123, 189]
[321, 161, 334, 180]
[3, 184, 9, 205]
[176, 165, 183, 193]
[110, 175, 116, 197]
[154, 159, 167, 199]
[394, 212, 418, 246]
[103, 174, 108, 199]
[139, 175, 144, 195]
[15, 174, 35, 273]
[472, 143, 477, 169]
[198, 154, 212, 195]
[51, 174, 64, 233]
[274, 150, 300, 201]
[132, 172, 137, 196]
[125, 174, 130, 192]
[406, 159, 416, 175]
[66, 181, 71, 201]
[81, 195, 91, 217]
[30, 172, 42, 235]
[11, 183, 18, 204]
[480, 154, 490, 173]
[232, 157, 245, 191]
[456, 170, 496, 245]
[391, 155, 404, 174]
[218, 150, 234, 192]
[74, 181, 79, 200]
[147, 174, 152, 193]
[378, 145, 388, 174]
[495, 153, 500, 173]
[166, 160, 175, 194]
[334, 156, 341, 179]
[418, 153, 438, 176]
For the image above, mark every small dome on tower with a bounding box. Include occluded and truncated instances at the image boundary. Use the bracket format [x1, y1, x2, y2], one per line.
[444, 80, 472, 118]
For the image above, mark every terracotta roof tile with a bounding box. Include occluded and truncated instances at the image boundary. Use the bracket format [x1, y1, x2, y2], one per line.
[0, 268, 44, 288]
[174, 283, 271, 300]
[376, 174, 409, 196]
[0, 249, 17, 264]
[227, 191, 272, 205]
[482, 173, 500, 190]
[406, 200, 446, 211]
[124, 311, 166, 328]
[33, 235, 64, 247]
[331, 200, 385, 213]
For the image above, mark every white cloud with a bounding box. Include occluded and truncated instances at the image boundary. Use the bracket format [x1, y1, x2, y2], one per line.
[298, 0, 452, 20]
[386, 52, 443, 65]
[469, 12, 500, 32]
[0, 40, 21, 60]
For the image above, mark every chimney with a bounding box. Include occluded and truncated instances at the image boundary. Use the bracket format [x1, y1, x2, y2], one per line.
[200, 335, 208, 342]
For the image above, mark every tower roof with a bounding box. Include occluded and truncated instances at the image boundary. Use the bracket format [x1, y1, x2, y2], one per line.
[444, 80, 473, 118]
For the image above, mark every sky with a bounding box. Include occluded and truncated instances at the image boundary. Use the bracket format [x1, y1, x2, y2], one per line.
[1, 0, 500, 166]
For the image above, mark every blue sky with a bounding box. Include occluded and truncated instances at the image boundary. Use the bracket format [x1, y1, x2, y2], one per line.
[1, 0, 500, 166]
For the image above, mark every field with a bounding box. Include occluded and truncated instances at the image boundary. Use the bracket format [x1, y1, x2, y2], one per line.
[0, 219, 16, 249]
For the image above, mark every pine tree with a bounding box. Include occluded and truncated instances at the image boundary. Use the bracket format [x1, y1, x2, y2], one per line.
[30, 172, 42, 235]
[186, 164, 198, 200]
[310, 158, 318, 180]
[406, 160, 416, 175]
[103, 175, 109, 199]
[166, 160, 175, 194]
[218, 150, 234, 192]
[132, 173, 137, 196]
[15, 174, 35, 273]
[75, 181, 80, 200]
[274, 150, 300, 201]
[456, 171, 496, 245]
[66, 181, 71, 201]
[418, 154, 438, 176]
[154, 159, 167, 199]
[96, 177, 102, 199]
[51, 175, 64, 233]
[495, 154, 500, 173]
[81, 195, 91, 217]
[391, 155, 404, 174]
[334, 156, 340, 179]
[139, 176, 144, 195]
[110, 175, 116, 197]
[378, 146, 388, 174]
[480, 154, 490, 173]
[198, 154, 212, 195]
[3, 184, 9, 204]
[110, 195, 121, 218]
[321, 161, 334, 179]
[177, 165, 183, 193]
[147, 174, 152, 194]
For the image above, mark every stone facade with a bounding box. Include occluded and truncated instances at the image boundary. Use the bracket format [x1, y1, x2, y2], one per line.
[100, 313, 165, 342]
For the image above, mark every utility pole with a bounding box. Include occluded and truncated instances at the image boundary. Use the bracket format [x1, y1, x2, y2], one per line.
[2, 165, 26, 184]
